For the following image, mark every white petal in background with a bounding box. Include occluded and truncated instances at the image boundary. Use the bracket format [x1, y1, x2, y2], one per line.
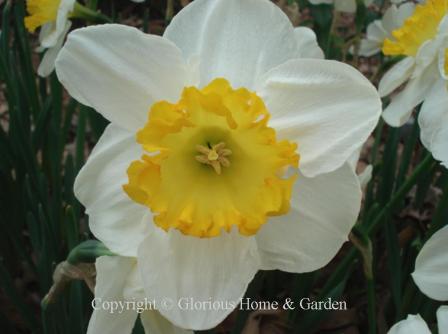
[74, 124, 150, 257]
[419, 80, 448, 167]
[40, 0, 75, 48]
[137, 229, 260, 330]
[412, 225, 448, 301]
[358, 20, 388, 57]
[378, 57, 415, 97]
[55, 24, 189, 132]
[257, 59, 381, 177]
[382, 62, 438, 127]
[37, 21, 71, 77]
[393, 2, 415, 28]
[387, 314, 431, 334]
[87, 257, 138, 334]
[164, 0, 300, 89]
[256, 163, 361, 273]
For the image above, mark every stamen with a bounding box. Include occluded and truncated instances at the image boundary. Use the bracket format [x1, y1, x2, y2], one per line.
[195, 142, 232, 174]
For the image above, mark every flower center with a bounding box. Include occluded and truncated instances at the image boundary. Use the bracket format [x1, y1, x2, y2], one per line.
[195, 142, 232, 175]
[382, 0, 448, 57]
[25, 0, 61, 32]
[124, 78, 299, 238]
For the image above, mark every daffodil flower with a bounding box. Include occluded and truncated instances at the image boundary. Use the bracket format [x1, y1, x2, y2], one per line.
[55, 0, 380, 329]
[379, 0, 448, 167]
[308, 0, 373, 14]
[88, 256, 191, 334]
[24, 0, 75, 76]
[355, 2, 415, 57]
[387, 225, 448, 333]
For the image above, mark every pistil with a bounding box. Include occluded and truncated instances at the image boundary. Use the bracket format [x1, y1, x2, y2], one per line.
[195, 142, 232, 175]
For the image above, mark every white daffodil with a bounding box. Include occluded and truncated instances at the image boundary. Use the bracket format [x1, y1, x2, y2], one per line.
[412, 225, 448, 301]
[308, 0, 373, 14]
[88, 256, 192, 334]
[25, 0, 76, 77]
[55, 0, 381, 330]
[356, 2, 415, 57]
[387, 309, 448, 334]
[387, 226, 448, 334]
[379, 0, 448, 168]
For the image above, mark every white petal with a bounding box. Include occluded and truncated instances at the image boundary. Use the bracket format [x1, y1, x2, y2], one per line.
[335, 0, 357, 13]
[430, 125, 448, 168]
[294, 27, 324, 59]
[358, 39, 382, 57]
[437, 306, 448, 334]
[412, 225, 448, 301]
[55, 24, 189, 132]
[137, 229, 260, 330]
[366, 20, 388, 43]
[39, 22, 54, 44]
[256, 163, 361, 273]
[387, 314, 431, 334]
[87, 256, 138, 334]
[381, 5, 399, 33]
[414, 40, 440, 78]
[123, 258, 146, 302]
[419, 80, 448, 167]
[257, 59, 381, 177]
[164, 0, 299, 89]
[37, 21, 71, 77]
[74, 124, 150, 257]
[41, 0, 75, 48]
[141, 311, 192, 334]
[378, 57, 415, 97]
[395, 3, 415, 28]
[382, 62, 437, 127]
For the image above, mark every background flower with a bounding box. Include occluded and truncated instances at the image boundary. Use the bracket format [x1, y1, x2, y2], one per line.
[356, 2, 415, 57]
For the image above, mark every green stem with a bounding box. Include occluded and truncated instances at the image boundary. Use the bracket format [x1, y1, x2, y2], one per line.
[367, 153, 435, 235]
[66, 240, 115, 265]
[72, 2, 112, 24]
